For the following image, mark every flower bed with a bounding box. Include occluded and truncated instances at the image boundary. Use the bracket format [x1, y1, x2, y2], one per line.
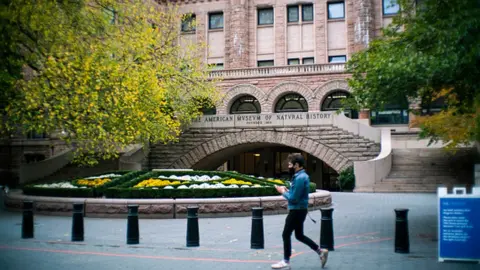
[23, 171, 147, 198]
[22, 170, 317, 199]
[103, 170, 316, 199]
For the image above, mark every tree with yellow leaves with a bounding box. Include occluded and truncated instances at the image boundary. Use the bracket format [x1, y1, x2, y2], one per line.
[1, 0, 219, 164]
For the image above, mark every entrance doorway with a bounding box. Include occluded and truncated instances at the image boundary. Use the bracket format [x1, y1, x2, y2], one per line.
[223, 146, 339, 191]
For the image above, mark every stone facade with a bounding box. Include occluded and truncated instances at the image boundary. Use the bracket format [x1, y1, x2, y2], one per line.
[148, 126, 380, 172]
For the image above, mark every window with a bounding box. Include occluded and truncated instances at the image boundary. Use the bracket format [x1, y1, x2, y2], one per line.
[287, 6, 299, 22]
[288, 4, 313, 22]
[209, 63, 224, 70]
[181, 14, 196, 32]
[321, 91, 358, 118]
[230, 95, 261, 114]
[288, 58, 300, 65]
[209, 12, 224, 30]
[258, 8, 274, 25]
[302, 57, 314, 64]
[257, 60, 274, 67]
[328, 55, 347, 63]
[383, 0, 400, 15]
[275, 94, 308, 113]
[302, 4, 314, 22]
[370, 98, 409, 125]
[328, 2, 344, 19]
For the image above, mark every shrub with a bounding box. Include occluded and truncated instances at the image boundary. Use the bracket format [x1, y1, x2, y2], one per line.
[338, 167, 355, 191]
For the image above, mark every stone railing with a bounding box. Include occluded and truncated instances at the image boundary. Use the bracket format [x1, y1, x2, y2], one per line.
[354, 129, 392, 192]
[208, 63, 346, 79]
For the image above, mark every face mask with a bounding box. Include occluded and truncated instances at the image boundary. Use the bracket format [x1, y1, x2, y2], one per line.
[288, 167, 295, 177]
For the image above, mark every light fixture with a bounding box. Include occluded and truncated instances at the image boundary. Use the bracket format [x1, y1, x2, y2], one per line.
[254, 153, 260, 157]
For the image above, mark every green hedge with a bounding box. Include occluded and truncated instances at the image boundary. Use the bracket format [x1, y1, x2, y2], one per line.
[23, 186, 95, 198]
[104, 186, 278, 199]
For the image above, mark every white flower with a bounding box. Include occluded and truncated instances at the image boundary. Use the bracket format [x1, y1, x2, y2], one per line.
[152, 187, 159, 190]
[227, 184, 239, 188]
[178, 185, 188, 189]
[84, 174, 122, 179]
[163, 186, 173, 189]
[34, 182, 78, 188]
[241, 185, 250, 188]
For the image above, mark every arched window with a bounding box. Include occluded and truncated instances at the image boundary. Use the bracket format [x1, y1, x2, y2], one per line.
[230, 95, 261, 114]
[275, 93, 308, 112]
[321, 91, 358, 118]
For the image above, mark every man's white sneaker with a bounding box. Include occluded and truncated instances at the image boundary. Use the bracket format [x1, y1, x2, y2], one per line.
[319, 249, 329, 268]
[271, 260, 291, 269]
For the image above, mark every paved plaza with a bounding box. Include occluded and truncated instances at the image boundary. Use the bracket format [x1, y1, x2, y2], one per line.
[0, 191, 478, 270]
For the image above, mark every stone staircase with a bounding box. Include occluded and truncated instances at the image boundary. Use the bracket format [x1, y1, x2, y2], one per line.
[373, 148, 475, 193]
[148, 126, 381, 170]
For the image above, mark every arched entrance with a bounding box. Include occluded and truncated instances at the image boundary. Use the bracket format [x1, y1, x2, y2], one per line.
[170, 131, 351, 191]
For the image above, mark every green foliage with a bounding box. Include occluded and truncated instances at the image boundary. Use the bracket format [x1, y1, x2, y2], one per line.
[346, 0, 480, 148]
[0, 0, 219, 164]
[338, 167, 355, 191]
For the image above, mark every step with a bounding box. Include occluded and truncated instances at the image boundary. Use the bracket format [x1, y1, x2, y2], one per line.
[390, 164, 453, 171]
[384, 176, 458, 182]
[387, 170, 455, 178]
[372, 188, 436, 193]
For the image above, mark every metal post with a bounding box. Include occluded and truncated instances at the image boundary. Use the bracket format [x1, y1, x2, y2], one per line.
[320, 208, 334, 251]
[71, 203, 84, 241]
[186, 206, 199, 247]
[250, 207, 264, 249]
[394, 208, 409, 253]
[126, 205, 139, 245]
[22, 201, 34, 239]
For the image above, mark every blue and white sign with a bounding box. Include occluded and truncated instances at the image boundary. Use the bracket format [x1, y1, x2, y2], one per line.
[438, 187, 480, 263]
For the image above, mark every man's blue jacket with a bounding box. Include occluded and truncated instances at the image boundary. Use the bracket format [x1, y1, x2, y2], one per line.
[282, 169, 310, 210]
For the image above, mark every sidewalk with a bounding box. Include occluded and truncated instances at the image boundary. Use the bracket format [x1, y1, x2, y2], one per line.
[0, 192, 478, 270]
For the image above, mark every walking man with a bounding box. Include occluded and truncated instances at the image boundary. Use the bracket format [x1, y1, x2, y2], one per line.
[272, 153, 328, 269]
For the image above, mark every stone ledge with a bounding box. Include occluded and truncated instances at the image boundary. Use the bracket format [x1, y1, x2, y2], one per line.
[3, 190, 332, 219]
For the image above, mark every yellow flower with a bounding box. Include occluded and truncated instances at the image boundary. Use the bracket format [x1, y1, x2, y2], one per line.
[222, 178, 252, 186]
[134, 179, 182, 188]
[76, 178, 111, 187]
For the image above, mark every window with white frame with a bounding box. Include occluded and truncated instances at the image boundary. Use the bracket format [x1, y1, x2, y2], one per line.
[383, 0, 400, 15]
[258, 8, 274, 25]
[287, 4, 313, 23]
[327, 1, 345, 19]
[209, 12, 224, 29]
[328, 55, 346, 63]
[181, 14, 196, 32]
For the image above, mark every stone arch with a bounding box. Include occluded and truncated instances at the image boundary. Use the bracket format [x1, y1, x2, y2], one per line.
[217, 84, 266, 115]
[313, 80, 351, 111]
[170, 130, 351, 172]
[265, 81, 315, 113]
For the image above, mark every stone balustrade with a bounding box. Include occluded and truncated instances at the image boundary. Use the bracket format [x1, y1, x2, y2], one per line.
[208, 63, 346, 79]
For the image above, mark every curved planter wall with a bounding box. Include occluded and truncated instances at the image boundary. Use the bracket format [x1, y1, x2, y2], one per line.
[4, 190, 332, 218]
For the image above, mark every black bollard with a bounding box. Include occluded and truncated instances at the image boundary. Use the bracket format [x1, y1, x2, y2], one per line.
[71, 203, 84, 241]
[394, 208, 409, 253]
[250, 207, 264, 249]
[126, 205, 139, 245]
[320, 208, 334, 251]
[186, 206, 199, 247]
[22, 201, 34, 239]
